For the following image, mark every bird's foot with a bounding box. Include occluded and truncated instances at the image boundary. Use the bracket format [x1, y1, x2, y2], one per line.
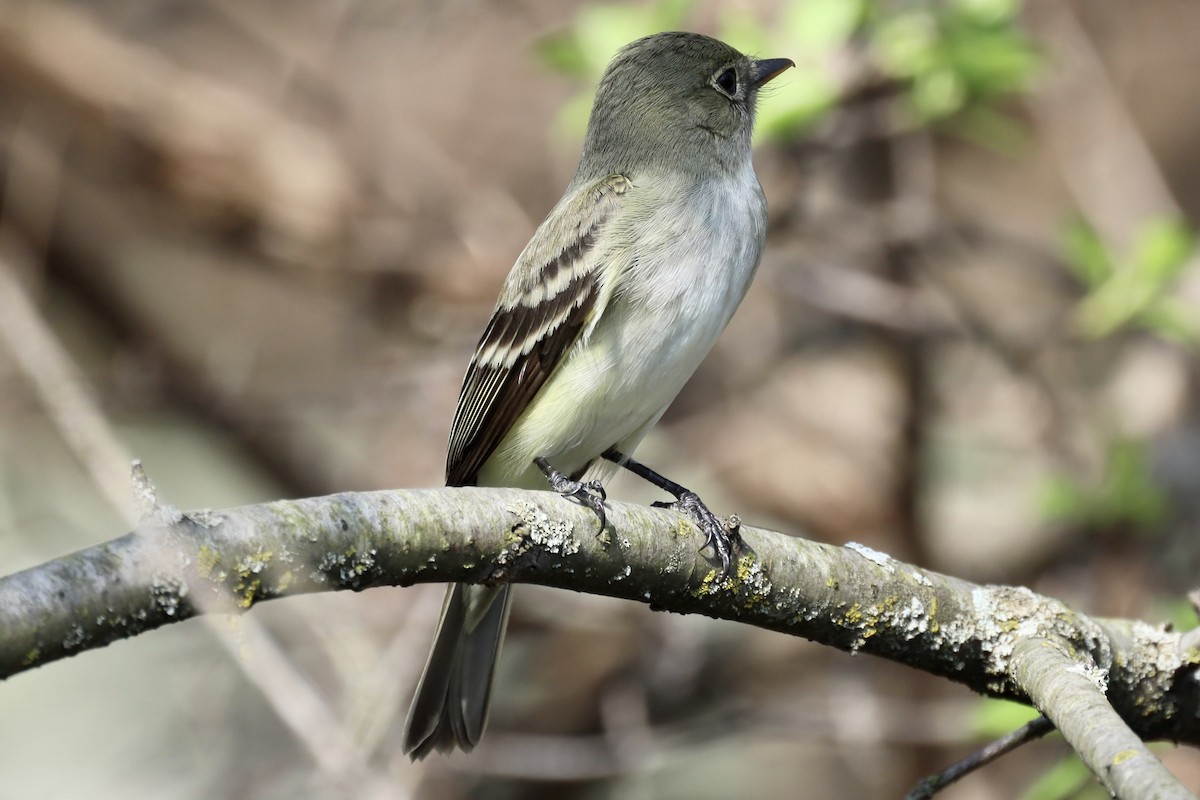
[535, 457, 607, 531]
[653, 491, 743, 575]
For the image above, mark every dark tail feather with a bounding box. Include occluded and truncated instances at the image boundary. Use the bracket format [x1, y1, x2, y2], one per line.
[403, 583, 512, 759]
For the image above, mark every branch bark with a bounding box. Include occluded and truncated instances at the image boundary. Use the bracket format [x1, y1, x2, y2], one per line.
[1010, 636, 1192, 798]
[1, 487, 1198, 789]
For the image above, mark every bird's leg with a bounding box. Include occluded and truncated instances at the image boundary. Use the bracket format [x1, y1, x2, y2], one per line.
[534, 457, 608, 531]
[602, 448, 742, 574]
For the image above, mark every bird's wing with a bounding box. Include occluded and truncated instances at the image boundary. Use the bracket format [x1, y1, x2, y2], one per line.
[446, 174, 632, 486]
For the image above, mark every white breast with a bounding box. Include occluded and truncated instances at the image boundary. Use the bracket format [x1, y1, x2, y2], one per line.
[609, 169, 767, 383]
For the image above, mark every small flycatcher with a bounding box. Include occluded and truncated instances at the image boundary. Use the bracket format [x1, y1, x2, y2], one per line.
[404, 31, 793, 759]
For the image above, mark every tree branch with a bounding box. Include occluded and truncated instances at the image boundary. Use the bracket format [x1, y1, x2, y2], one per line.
[1, 487, 1198, 766]
[1010, 636, 1193, 798]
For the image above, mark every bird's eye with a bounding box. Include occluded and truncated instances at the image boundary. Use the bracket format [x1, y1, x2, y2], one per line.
[713, 67, 739, 97]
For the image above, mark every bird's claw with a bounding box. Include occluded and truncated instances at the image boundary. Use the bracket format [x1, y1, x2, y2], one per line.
[564, 479, 607, 532]
[655, 491, 742, 575]
[536, 458, 607, 532]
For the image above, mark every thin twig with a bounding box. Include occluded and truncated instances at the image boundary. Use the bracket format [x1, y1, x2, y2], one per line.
[905, 715, 1055, 799]
[0, 244, 377, 787]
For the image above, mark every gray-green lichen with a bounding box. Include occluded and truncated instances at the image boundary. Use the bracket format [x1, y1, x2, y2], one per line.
[150, 574, 189, 617]
[935, 586, 1111, 694]
[502, 502, 581, 563]
[311, 545, 380, 589]
[1115, 620, 1185, 713]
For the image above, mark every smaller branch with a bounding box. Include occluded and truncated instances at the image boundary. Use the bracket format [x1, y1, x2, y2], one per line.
[1028, 1, 1182, 252]
[0, 245, 135, 519]
[780, 261, 947, 335]
[0, 246, 370, 783]
[208, 601, 364, 775]
[1009, 636, 1194, 799]
[905, 716, 1054, 800]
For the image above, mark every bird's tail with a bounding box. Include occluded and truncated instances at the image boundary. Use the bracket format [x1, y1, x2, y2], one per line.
[403, 582, 512, 759]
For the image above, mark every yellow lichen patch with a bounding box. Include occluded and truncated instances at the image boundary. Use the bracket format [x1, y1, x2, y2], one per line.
[195, 545, 220, 579]
[693, 567, 728, 597]
[236, 548, 274, 579]
[841, 601, 883, 640]
[1111, 749, 1140, 766]
[22, 648, 39, 666]
[924, 595, 940, 633]
[231, 547, 278, 606]
[734, 556, 773, 609]
[735, 558, 754, 582]
[239, 578, 261, 608]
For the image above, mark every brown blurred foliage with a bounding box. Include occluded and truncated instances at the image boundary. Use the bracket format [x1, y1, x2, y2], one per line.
[0, 0, 1198, 798]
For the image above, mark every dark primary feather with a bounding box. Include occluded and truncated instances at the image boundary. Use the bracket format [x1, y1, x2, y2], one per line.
[444, 175, 630, 486]
[445, 275, 597, 486]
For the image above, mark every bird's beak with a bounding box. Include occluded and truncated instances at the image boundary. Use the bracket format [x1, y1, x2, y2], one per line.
[750, 57, 795, 89]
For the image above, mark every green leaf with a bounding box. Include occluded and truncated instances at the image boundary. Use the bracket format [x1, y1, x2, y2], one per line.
[912, 67, 967, 119]
[971, 698, 1040, 737]
[575, 5, 654, 74]
[1061, 219, 1114, 287]
[718, 11, 773, 58]
[1102, 439, 1167, 530]
[1036, 474, 1090, 525]
[784, 0, 865, 49]
[1132, 217, 1196, 284]
[649, 0, 694, 31]
[1157, 598, 1200, 634]
[1037, 439, 1166, 531]
[1074, 270, 1160, 338]
[1020, 755, 1103, 800]
[1132, 299, 1200, 347]
[942, 103, 1032, 155]
[872, 0, 1039, 132]
[535, 31, 590, 77]
[955, 0, 1021, 24]
[943, 22, 1039, 98]
[873, 10, 939, 78]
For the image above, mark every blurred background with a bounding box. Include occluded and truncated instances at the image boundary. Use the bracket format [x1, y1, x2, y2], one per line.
[1, 0, 1198, 797]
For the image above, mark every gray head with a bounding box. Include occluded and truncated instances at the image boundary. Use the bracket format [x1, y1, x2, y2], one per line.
[574, 32, 793, 182]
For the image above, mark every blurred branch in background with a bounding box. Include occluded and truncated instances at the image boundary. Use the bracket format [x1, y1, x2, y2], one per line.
[0, 241, 437, 798]
[0, 1, 355, 257]
[0, 0, 1199, 798]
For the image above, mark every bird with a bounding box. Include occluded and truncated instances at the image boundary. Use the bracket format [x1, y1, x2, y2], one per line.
[403, 30, 793, 759]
